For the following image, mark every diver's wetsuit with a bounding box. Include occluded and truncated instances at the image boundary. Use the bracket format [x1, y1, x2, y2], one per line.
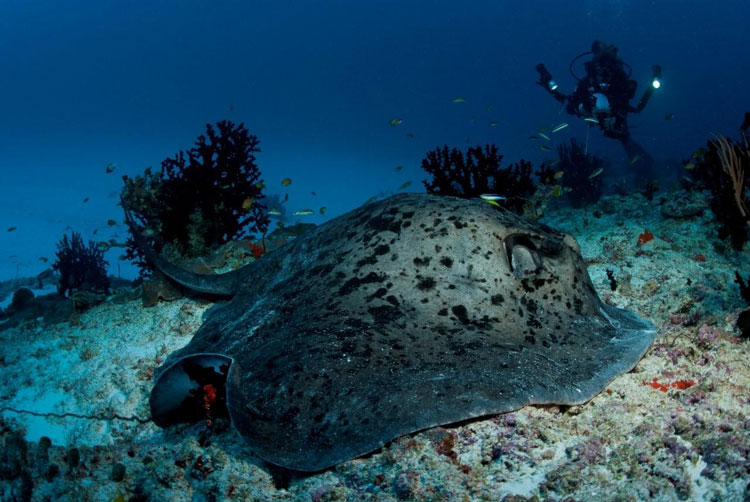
[536, 41, 657, 168]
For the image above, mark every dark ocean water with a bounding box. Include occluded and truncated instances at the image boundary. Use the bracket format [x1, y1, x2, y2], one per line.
[0, 0, 748, 280]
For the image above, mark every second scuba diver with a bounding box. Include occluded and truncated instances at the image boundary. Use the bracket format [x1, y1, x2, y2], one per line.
[535, 40, 661, 169]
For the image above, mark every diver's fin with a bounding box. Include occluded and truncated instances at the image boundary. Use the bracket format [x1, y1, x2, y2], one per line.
[621, 137, 654, 174]
[122, 201, 239, 296]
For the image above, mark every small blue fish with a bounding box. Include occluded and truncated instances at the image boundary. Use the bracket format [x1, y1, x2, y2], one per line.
[479, 194, 506, 201]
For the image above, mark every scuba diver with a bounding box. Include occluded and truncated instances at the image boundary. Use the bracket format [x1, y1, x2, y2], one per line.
[535, 41, 661, 168]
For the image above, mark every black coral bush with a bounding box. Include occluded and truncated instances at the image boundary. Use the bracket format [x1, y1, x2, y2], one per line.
[555, 138, 604, 208]
[421, 144, 535, 214]
[121, 120, 270, 273]
[52, 231, 110, 297]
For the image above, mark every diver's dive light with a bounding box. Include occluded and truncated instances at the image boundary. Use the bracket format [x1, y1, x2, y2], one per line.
[635, 64, 662, 112]
[536, 63, 558, 91]
[651, 65, 662, 89]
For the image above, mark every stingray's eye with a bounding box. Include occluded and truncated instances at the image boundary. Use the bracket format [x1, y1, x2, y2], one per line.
[503, 234, 541, 279]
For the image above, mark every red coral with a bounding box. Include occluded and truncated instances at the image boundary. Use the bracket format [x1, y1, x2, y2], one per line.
[693, 253, 707, 262]
[671, 379, 696, 390]
[203, 384, 217, 427]
[637, 229, 654, 247]
[248, 242, 265, 259]
[644, 377, 669, 392]
[642, 377, 696, 392]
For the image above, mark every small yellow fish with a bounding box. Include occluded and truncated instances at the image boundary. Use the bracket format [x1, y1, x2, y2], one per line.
[550, 159, 560, 166]
[241, 198, 254, 210]
[277, 221, 286, 229]
[485, 199, 500, 207]
[395, 165, 403, 172]
[540, 145, 552, 152]
[281, 178, 292, 187]
[486, 104, 493, 112]
[39, 257, 48, 263]
[538, 126, 548, 133]
[630, 155, 641, 165]
[389, 118, 403, 126]
[589, 167, 604, 179]
[268, 208, 282, 217]
[293, 209, 314, 216]
[398, 181, 412, 190]
[553, 170, 564, 179]
[553, 185, 562, 197]
[97, 241, 111, 250]
[538, 132, 551, 141]
[450, 96, 466, 103]
[692, 148, 707, 158]
[142, 228, 157, 238]
[107, 219, 117, 226]
[683, 162, 696, 170]
[255, 182, 266, 190]
[105, 163, 116, 173]
[319, 206, 327, 215]
[7, 226, 17, 232]
[551, 122, 569, 133]
[489, 121, 498, 127]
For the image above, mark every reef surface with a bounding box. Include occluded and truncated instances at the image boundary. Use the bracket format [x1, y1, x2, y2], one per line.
[0, 190, 748, 501]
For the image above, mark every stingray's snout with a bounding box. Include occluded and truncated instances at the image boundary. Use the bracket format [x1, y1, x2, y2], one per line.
[149, 353, 232, 427]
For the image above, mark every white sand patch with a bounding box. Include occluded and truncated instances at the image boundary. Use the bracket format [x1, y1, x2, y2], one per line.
[0, 297, 209, 448]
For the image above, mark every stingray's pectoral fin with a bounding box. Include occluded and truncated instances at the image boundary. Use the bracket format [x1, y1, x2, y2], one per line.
[149, 353, 236, 427]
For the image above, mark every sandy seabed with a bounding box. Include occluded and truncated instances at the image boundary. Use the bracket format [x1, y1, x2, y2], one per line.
[1, 192, 749, 502]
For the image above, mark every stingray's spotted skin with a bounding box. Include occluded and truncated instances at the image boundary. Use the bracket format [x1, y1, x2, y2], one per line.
[148, 194, 656, 471]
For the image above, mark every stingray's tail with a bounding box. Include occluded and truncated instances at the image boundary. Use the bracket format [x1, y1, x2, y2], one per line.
[122, 200, 239, 296]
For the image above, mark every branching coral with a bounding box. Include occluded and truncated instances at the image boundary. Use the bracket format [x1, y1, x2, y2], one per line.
[52, 231, 110, 297]
[420, 144, 534, 214]
[687, 113, 750, 250]
[121, 120, 270, 274]
[554, 138, 605, 208]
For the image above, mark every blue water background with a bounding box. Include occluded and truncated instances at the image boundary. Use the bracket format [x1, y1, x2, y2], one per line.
[0, 0, 748, 280]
